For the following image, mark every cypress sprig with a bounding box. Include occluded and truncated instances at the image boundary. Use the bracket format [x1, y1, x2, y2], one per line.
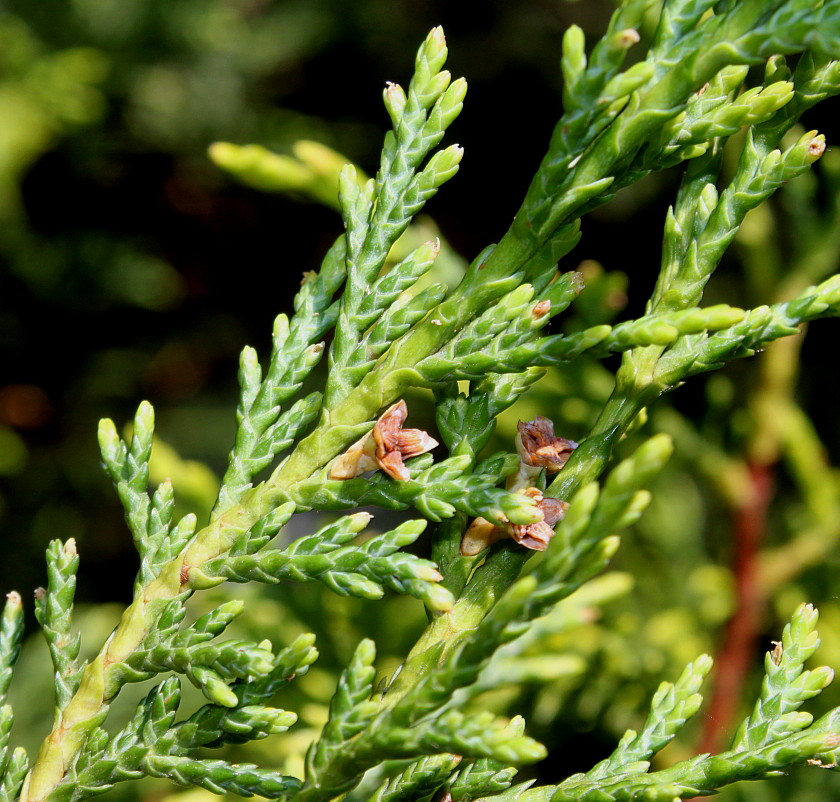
[433, 271, 584, 367]
[498, 607, 840, 802]
[141, 478, 174, 559]
[547, 717, 840, 802]
[554, 0, 652, 192]
[173, 633, 316, 749]
[208, 140, 355, 208]
[580, 654, 714, 782]
[127, 639, 276, 705]
[63, 672, 301, 800]
[64, 672, 304, 801]
[59, 678, 184, 801]
[302, 639, 379, 800]
[732, 603, 833, 750]
[141, 756, 302, 798]
[649, 149, 725, 315]
[672, 126, 827, 300]
[215, 318, 327, 515]
[290, 455, 531, 528]
[381, 435, 671, 733]
[325, 26, 466, 406]
[342, 239, 441, 385]
[659, 272, 840, 383]
[404, 302, 745, 383]
[0, 592, 24, 703]
[197, 516, 453, 612]
[0, 594, 24, 802]
[214, 226, 350, 518]
[640, 70, 795, 169]
[116, 599, 281, 707]
[301, 685, 542, 802]
[198, 704, 297, 745]
[367, 753, 461, 802]
[357, 281, 449, 368]
[33, 540, 83, 710]
[0, 711, 16, 791]
[758, 49, 840, 147]
[16, 10, 840, 802]
[99, 407, 199, 587]
[516, 0, 840, 247]
[179, 599, 246, 643]
[447, 755, 519, 802]
[381, 710, 545, 765]
[0, 747, 28, 802]
[140, 481, 189, 586]
[97, 401, 154, 553]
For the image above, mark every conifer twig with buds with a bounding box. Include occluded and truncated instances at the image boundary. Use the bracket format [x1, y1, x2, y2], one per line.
[4, 5, 840, 802]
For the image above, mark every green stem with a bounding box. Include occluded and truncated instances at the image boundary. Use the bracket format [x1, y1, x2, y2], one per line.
[21, 480, 288, 802]
[383, 351, 663, 707]
[383, 545, 529, 705]
[272, 228, 543, 486]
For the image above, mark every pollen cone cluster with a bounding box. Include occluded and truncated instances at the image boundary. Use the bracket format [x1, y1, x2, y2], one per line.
[460, 416, 576, 556]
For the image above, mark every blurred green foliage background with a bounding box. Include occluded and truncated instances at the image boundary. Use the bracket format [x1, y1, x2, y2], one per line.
[2, 1, 840, 800]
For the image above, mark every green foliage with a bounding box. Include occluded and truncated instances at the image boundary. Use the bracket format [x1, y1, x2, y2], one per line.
[3, 5, 840, 802]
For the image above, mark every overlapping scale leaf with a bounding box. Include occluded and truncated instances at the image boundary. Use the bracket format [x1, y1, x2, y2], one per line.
[647, 0, 719, 72]
[580, 654, 713, 782]
[0, 593, 24, 704]
[142, 756, 301, 798]
[174, 633, 317, 750]
[291, 454, 535, 528]
[302, 639, 379, 800]
[367, 754, 460, 802]
[732, 603, 833, 750]
[340, 241, 443, 388]
[33, 540, 83, 709]
[447, 755, 519, 802]
[196, 516, 453, 611]
[326, 27, 467, 406]
[97, 402, 154, 552]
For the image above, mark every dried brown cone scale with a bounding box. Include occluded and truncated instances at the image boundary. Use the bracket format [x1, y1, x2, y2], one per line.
[460, 487, 570, 556]
[329, 400, 438, 481]
[516, 415, 577, 473]
[461, 415, 576, 555]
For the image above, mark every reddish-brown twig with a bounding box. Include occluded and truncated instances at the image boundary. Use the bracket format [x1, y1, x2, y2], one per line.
[696, 461, 776, 755]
